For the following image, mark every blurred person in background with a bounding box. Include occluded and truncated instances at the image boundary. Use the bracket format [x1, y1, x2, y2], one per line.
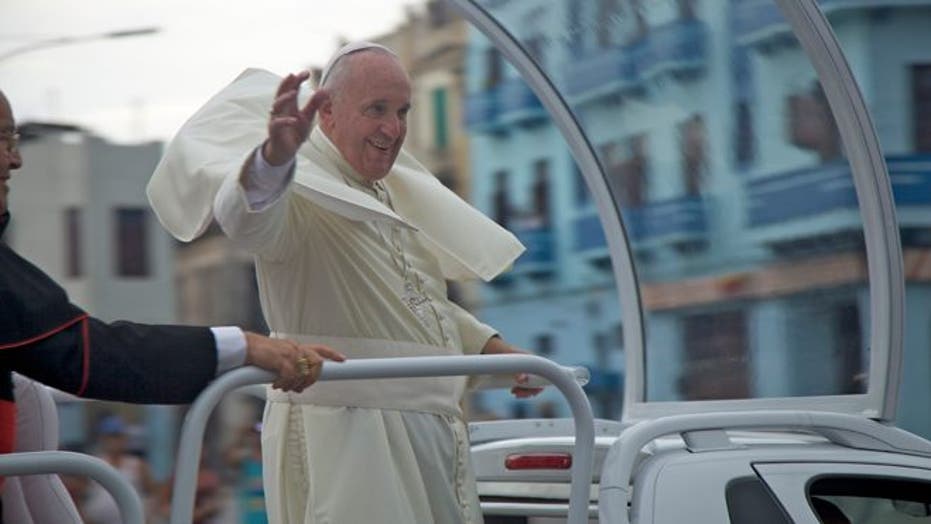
[224, 422, 268, 524]
[83, 415, 158, 524]
[0, 88, 345, 523]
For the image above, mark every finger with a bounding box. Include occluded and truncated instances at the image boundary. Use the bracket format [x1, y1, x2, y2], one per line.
[268, 117, 301, 132]
[271, 90, 300, 115]
[301, 90, 329, 121]
[275, 72, 307, 97]
[515, 373, 530, 385]
[310, 345, 346, 362]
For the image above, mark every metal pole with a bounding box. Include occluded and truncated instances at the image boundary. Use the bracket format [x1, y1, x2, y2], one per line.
[170, 355, 595, 524]
[0, 27, 159, 63]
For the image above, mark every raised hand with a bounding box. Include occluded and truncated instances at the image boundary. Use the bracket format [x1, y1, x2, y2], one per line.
[262, 71, 329, 166]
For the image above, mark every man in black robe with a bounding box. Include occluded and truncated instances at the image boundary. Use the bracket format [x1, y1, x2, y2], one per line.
[0, 89, 343, 487]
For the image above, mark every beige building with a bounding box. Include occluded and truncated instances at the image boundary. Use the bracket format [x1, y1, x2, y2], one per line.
[374, 0, 478, 309]
[375, 0, 472, 201]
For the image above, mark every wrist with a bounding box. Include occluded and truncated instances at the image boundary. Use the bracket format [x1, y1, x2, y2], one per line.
[262, 140, 293, 167]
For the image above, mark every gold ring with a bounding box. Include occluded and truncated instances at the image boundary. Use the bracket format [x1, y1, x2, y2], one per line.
[296, 356, 311, 377]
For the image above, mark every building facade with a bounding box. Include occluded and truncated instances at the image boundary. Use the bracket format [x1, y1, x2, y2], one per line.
[10, 124, 180, 474]
[465, 0, 931, 434]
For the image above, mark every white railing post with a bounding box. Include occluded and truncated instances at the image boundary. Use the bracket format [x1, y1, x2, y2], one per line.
[0, 450, 145, 524]
[170, 355, 595, 524]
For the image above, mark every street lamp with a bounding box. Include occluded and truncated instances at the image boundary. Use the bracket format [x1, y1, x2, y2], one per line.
[0, 27, 160, 63]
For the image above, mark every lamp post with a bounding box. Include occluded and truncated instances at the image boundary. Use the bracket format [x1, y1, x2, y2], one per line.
[0, 27, 159, 63]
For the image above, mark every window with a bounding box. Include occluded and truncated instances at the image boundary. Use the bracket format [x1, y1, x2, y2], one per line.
[835, 303, 864, 394]
[532, 159, 551, 226]
[568, 0, 584, 57]
[679, 114, 708, 196]
[492, 170, 511, 228]
[601, 136, 648, 208]
[114, 208, 150, 277]
[426, 0, 451, 28]
[677, 0, 697, 19]
[432, 87, 449, 150]
[597, 0, 620, 48]
[484, 48, 503, 90]
[524, 35, 546, 67]
[628, 0, 648, 42]
[809, 477, 931, 523]
[912, 64, 931, 152]
[678, 310, 750, 400]
[64, 207, 82, 278]
[534, 334, 554, 356]
[786, 81, 841, 162]
[574, 163, 591, 206]
[735, 101, 756, 167]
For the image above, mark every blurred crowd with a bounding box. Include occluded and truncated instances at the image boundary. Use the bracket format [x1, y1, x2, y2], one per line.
[62, 415, 267, 524]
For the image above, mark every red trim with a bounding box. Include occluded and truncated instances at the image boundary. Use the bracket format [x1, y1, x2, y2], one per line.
[0, 313, 89, 350]
[76, 317, 91, 396]
[0, 400, 16, 489]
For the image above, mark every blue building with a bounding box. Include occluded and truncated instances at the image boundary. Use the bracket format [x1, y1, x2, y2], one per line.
[463, 0, 931, 436]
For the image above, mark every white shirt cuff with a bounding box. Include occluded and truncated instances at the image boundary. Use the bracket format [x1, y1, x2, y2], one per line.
[244, 145, 295, 211]
[210, 326, 248, 375]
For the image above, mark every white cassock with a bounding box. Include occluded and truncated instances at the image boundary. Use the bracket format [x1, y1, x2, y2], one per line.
[147, 68, 524, 524]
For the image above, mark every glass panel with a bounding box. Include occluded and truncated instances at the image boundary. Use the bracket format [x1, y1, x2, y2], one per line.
[468, 0, 870, 411]
[823, 2, 931, 435]
[809, 476, 931, 523]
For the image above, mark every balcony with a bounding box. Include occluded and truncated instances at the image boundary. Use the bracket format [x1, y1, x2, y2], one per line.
[512, 217, 556, 278]
[465, 77, 547, 133]
[746, 155, 931, 247]
[464, 87, 500, 133]
[732, 0, 904, 47]
[566, 18, 709, 103]
[497, 77, 547, 127]
[572, 195, 710, 257]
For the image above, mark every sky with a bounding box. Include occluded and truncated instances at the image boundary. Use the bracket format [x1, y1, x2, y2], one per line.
[0, 0, 415, 143]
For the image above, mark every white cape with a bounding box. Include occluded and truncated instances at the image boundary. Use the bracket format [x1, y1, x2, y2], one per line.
[147, 68, 523, 281]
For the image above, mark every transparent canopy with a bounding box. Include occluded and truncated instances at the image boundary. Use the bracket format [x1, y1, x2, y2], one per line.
[456, 0, 905, 421]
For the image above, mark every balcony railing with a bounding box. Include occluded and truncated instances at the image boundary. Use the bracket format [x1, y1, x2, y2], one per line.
[573, 195, 709, 254]
[464, 87, 500, 132]
[513, 217, 556, 277]
[746, 154, 931, 230]
[497, 77, 547, 126]
[465, 77, 547, 132]
[566, 18, 709, 102]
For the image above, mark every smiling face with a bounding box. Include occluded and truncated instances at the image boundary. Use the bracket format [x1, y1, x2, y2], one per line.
[318, 51, 412, 182]
[0, 92, 23, 216]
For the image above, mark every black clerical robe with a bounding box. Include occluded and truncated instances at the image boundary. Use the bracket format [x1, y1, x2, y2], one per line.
[0, 211, 219, 451]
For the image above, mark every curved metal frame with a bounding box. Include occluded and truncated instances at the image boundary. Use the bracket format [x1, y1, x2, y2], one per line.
[450, 0, 904, 422]
[447, 0, 648, 414]
[170, 356, 595, 524]
[0, 450, 145, 524]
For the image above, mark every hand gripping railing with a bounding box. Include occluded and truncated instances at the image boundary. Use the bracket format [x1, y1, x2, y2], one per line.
[0, 450, 145, 524]
[170, 354, 595, 524]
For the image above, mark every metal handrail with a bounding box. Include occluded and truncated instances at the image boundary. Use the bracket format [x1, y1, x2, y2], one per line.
[0, 450, 144, 524]
[170, 354, 595, 524]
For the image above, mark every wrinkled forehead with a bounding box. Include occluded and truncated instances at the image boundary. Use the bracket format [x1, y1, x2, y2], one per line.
[347, 55, 411, 99]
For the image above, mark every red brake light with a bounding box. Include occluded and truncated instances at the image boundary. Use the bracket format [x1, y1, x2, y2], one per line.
[504, 453, 573, 470]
